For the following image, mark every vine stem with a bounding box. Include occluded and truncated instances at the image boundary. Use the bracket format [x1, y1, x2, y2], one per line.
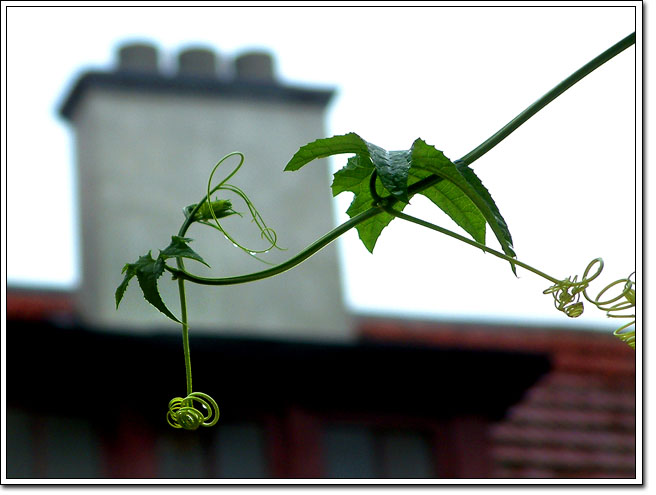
[176, 270, 193, 397]
[380, 206, 560, 284]
[458, 31, 635, 166]
[167, 32, 634, 288]
[175, 207, 207, 398]
[167, 207, 381, 285]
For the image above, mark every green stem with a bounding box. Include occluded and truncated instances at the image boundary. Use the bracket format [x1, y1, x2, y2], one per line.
[167, 207, 382, 285]
[175, 216, 203, 398]
[177, 284, 193, 396]
[381, 206, 560, 284]
[176, 261, 193, 397]
[408, 31, 635, 195]
[458, 31, 635, 166]
[168, 32, 634, 288]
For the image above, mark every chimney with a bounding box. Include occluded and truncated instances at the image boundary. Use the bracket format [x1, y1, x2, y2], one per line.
[58, 42, 349, 341]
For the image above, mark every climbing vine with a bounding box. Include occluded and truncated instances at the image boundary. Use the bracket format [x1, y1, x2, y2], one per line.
[116, 32, 636, 430]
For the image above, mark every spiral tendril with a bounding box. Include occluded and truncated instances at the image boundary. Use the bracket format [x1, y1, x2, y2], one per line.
[166, 392, 220, 430]
[544, 259, 636, 348]
[201, 152, 283, 260]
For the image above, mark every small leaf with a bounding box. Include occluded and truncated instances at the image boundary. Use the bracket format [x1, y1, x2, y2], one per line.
[284, 133, 369, 172]
[191, 199, 237, 222]
[134, 252, 181, 323]
[160, 236, 210, 268]
[116, 251, 181, 323]
[115, 263, 137, 309]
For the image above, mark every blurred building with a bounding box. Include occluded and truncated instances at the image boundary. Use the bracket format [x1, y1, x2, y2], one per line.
[5, 42, 635, 480]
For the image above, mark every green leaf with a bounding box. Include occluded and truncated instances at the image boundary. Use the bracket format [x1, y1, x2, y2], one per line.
[115, 251, 181, 323]
[194, 199, 237, 221]
[365, 145, 412, 203]
[457, 163, 515, 258]
[286, 133, 412, 203]
[116, 263, 138, 309]
[331, 152, 374, 196]
[410, 139, 516, 272]
[185, 199, 237, 222]
[160, 236, 210, 267]
[332, 155, 407, 252]
[135, 252, 181, 323]
[290, 133, 417, 252]
[295, 134, 514, 264]
[408, 166, 487, 246]
[284, 133, 369, 172]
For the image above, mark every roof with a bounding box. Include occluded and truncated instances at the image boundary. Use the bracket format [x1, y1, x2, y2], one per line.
[6, 317, 550, 425]
[58, 71, 335, 121]
[6, 287, 75, 322]
[6, 289, 635, 478]
[358, 317, 637, 478]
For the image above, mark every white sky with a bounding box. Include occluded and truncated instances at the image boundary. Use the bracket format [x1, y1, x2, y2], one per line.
[3, 2, 641, 330]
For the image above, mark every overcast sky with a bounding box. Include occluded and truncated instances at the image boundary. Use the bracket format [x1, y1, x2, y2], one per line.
[4, 2, 640, 330]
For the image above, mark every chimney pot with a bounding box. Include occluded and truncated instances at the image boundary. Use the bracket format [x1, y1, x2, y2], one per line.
[117, 43, 159, 73]
[234, 51, 275, 82]
[178, 47, 218, 77]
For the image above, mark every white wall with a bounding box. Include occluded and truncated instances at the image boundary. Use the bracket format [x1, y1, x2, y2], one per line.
[71, 81, 353, 341]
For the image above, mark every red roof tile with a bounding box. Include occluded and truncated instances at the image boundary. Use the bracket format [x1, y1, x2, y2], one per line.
[6, 289, 75, 321]
[357, 317, 637, 479]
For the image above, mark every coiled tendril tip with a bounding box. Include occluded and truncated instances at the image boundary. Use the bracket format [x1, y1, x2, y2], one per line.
[544, 259, 635, 348]
[167, 392, 220, 430]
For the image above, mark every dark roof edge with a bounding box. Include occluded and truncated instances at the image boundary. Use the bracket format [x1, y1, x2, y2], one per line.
[59, 71, 336, 121]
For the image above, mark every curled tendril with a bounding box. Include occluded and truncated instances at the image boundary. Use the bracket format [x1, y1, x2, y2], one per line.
[544, 259, 636, 348]
[200, 152, 283, 262]
[166, 392, 220, 430]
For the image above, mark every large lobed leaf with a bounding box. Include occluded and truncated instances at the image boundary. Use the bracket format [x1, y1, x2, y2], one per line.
[285, 133, 516, 272]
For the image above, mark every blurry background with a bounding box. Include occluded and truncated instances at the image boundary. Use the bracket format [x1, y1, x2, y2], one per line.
[6, 4, 637, 327]
[4, 3, 637, 481]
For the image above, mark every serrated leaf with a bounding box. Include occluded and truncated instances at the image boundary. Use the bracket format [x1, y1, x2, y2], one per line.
[457, 164, 515, 258]
[364, 144, 412, 203]
[116, 251, 181, 323]
[115, 263, 138, 309]
[134, 252, 181, 323]
[284, 133, 369, 171]
[288, 133, 412, 204]
[160, 236, 210, 267]
[410, 139, 517, 272]
[331, 152, 374, 196]
[408, 166, 487, 246]
[303, 134, 514, 264]
[291, 133, 416, 252]
[332, 155, 407, 252]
